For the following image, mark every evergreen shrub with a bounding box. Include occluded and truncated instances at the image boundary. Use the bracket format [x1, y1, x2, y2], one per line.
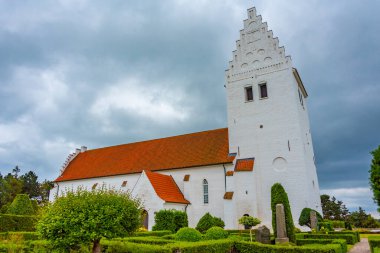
[296, 239, 347, 253]
[0, 214, 38, 232]
[6, 194, 36, 215]
[152, 210, 188, 232]
[271, 183, 295, 242]
[195, 212, 225, 233]
[368, 236, 380, 253]
[298, 208, 322, 228]
[235, 241, 342, 253]
[204, 226, 229, 240]
[133, 230, 172, 237]
[303, 233, 357, 244]
[0, 232, 40, 241]
[174, 227, 202, 242]
[169, 239, 234, 253]
[318, 221, 334, 231]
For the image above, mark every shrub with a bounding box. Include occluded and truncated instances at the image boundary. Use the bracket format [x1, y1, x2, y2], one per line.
[298, 208, 323, 228]
[101, 240, 170, 253]
[195, 212, 225, 233]
[204, 227, 228, 240]
[122, 237, 173, 245]
[152, 209, 188, 233]
[37, 188, 141, 253]
[169, 239, 234, 253]
[318, 221, 334, 231]
[368, 236, 380, 253]
[296, 239, 347, 253]
[175, 227, 202, 242]
[303, 233, 357, 244]
[238, 216, 261, 228]
[6, 194, 36, 215]
[133, 230, 172, 237]
[271, 183, 295, 242]
[0, 232, 40, 241]
[0, 214, 38, 232]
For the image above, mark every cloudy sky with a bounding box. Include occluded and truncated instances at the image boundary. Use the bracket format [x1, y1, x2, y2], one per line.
[0, 0, 379, 217]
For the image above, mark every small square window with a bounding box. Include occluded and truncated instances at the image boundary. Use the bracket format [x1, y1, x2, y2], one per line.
[121, 181, 127, 187]
[259, 83, 268, 98]
[245, 86, 253, 101]
[92, 183, 98, 190]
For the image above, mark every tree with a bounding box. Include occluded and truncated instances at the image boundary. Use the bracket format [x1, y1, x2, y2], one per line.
[298, 208, 322, 228]
[20, 171, 41, 199]
[370, 145, 380, 212]
[37, 188, 142, 253]
[271, 183, 295, 242]
[349, 207, 380, 228]
[40, 180, 54, 203]
[0, 173, 23, 212]
[320, 194, 349, 220]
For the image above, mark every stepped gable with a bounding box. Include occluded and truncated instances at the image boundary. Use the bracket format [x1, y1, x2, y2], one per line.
[55, 128, 235, 182]
[226, 7, 292, 81]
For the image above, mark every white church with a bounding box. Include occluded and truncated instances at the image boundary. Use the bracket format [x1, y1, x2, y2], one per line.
[50, 7, 322, 230]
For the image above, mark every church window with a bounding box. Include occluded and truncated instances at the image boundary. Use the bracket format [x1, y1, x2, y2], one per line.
[203, 179, 209, 204]
[245, 86, 253, 102]
[92, 183, 98, 190]
[259, 83, 268, 98]
[298, 89, 304, 106]
[121, 181, 127, 187]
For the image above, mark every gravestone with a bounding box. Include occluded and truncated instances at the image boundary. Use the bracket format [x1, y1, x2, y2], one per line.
[310, 210, 318, 230]
[255, 225, 270, 244]
[275, 204, 289, 244]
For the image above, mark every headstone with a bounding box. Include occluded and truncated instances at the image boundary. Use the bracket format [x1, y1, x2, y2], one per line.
[255, 225, 271, 244]
[310, 210, 318, 230]
[275, 204, 289, 244]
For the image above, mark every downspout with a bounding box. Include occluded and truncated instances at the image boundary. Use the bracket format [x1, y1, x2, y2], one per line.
[223, 164, 227, 192]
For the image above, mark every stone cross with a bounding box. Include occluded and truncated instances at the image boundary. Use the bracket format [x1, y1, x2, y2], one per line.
[275, 204, 289, 244]
[310, 210, 318, 230]
[255, 225, 271, 244]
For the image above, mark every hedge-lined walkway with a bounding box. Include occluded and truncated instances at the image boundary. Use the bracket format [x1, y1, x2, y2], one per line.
[348, 238, 370, 253]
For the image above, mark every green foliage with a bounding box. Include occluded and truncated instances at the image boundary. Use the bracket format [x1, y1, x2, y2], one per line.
[0, 232, 40, 241]
[0, 214, 38, 232]
[303, 233, 358, 245]
[369, 236, 380, 253]
[169, 239, 233, 253]
[204, 227, 229, 240]
[348, 206, 380, 228]
[37, 188, 141, 251]
[318, 221, 334, 232]
[195, 212, 225, 233]
[120, 237, 173, 245]
[152, 209, 188, 232]
[6, 194, 36, 215]
[238, 216, 261, 228]
[298, 208, 322, 228]
[320, 194, 350, 221]
[101, 240, 170, 253]
[235, 241, 342, 253]
[20, 171, 41, 199]
[296, 239, 347, 253]
[175, 227, 202, 242]
[271, 183, 295, 242]
[133, 231, 172, 237]
[370, 146, 380, 213]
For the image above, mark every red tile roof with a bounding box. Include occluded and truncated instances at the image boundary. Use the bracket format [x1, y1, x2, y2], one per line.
[55, 128, 234, 182]
[145, 171, 189, 204]
[234, 158, 254, 172]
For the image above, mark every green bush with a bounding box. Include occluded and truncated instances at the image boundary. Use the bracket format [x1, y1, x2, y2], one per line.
[133, 231, 172, 237]
[238, 216, 261, 228]
[369, 236, 380, 253]
[328, 231, 360, 242]
[0, 214, 38, 232]
[298, 208, 323, 228]
[303, 233, 357, 244]
[296, 239, 347, 253]
[235, 241, 342, 253]
[0, 232, 40, 241]
[318, 221, 334, 231]
[271, 183, 295, 242]
[152, 209, 188, 233]
[175, 227, 202, 242]
[204, 227, 229, 240]
[101, 240, 170, 253]
[6, 194, 36, 215]
[121, 237, 173, 245]
[161, 234, 175, 240]
[169, 239, 233, 253]
[195, 212, 225, 233]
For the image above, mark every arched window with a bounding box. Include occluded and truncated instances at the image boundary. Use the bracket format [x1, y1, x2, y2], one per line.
[203, 179, 209, 204]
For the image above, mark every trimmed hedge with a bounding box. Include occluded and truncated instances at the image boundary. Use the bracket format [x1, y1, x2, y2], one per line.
[170, 239, 233, 253]
[318, 221, 334, 232]
[6, 194, 36, 215]
[235, 241, 342, 253]
[0, 214, 38, 232]
[133, 230, 173, 237]
[296, 239, 347, 253]
[204, 227, 229, 240]
[303, 233, 357, 245]
[175, 228, 202, 242]
[271, 183, 295, 242]
[152, 210, 188, 233]
[328, 231, 360, 242]
[101, 240, 170, 253]
[369, 236, 380, 253]
[0, 232, 40, 241]
[299, 208, 323, 228]
[121, 237, 173, 245]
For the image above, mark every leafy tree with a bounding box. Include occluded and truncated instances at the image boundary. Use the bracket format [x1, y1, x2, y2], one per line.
[320, 194, 350, 220]
[370, 145, 380, 212]
[271, 183, 295, 242]
[152, 209, 188, 232]
[298, 208, 323, 228]
[348, 207, 380, 228]
[37, 188, 141, 253]
[0, 173, 23, 211]
[40, 180, 54, 203]
[20, 171, 41, 199]
[6, 194, 36, 215]
[195, 212, 225, 233]
[238, 215, 261, 228]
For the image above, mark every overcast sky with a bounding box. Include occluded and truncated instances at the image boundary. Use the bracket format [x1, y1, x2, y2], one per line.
[0, 0, 379, 217]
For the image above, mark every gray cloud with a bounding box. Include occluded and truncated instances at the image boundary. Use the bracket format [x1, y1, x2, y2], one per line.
[0, 0, 379, 216]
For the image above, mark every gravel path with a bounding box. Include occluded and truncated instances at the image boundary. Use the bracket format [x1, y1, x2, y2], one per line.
[348, 238, 370, 253]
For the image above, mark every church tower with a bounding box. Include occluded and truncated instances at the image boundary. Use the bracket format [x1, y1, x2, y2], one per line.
[225, 7, 322, 228]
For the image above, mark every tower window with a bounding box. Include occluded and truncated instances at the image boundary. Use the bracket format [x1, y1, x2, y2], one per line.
[259, 83, 268, 98]
[245, 86, 253, 102]
[203, 179, 209, 204]
[298, 89, 304, 106]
